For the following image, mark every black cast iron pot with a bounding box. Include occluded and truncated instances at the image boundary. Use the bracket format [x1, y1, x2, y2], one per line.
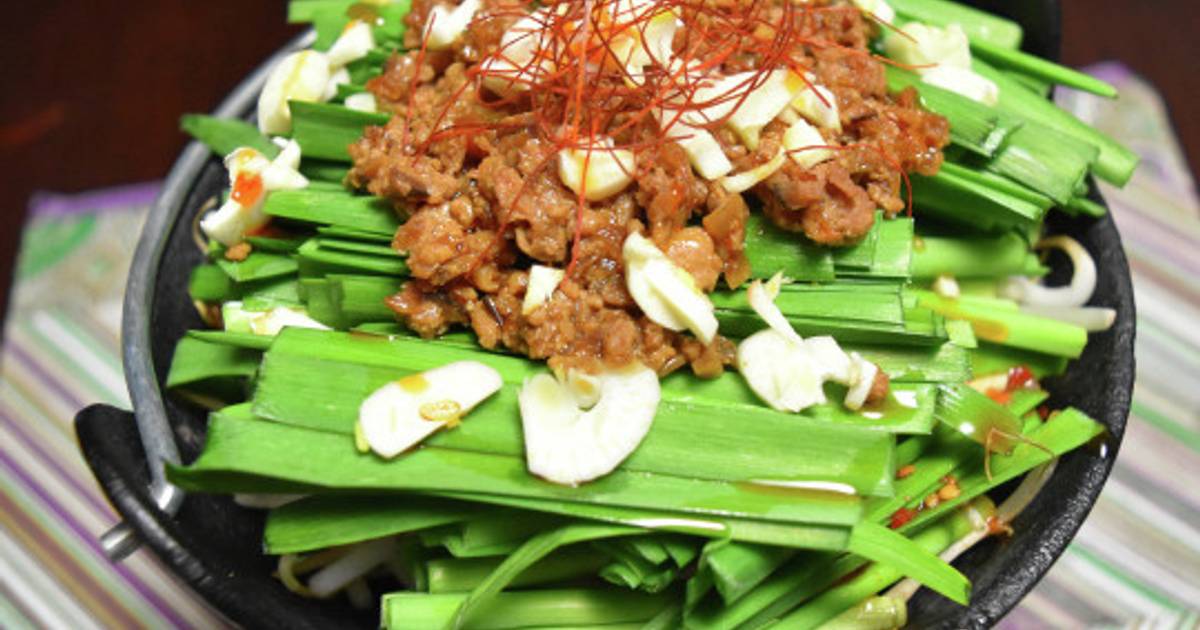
[74, 0, 1136, 627]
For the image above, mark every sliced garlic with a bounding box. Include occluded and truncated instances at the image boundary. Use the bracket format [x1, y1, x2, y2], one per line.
[258, 50, 332, 135]
[358, 361, 503, 458]
[884, 22, 972, 70]
[623, 232, 718, 344]
[737, 276, 878, 412]
[344, 92, 379, 113]
[519, 363, 660, 485]
[783, 118, 835, 170]
[327, 20, 375, 69]
[558, 139, 636, 201]
[261, 140, 309, 191]
[523, 265, 565, 314]
[222, 302, 330, 336]
[747, 273, 800, 343]
[425, 0, 482, 51]
[738, 329, 827, 412]
[479, 10, 556, 94]
[720, 150, 786, 193]
[611, 8, 679, 85]
[921, 65, 999, 105]
[791, 81, 841, 132]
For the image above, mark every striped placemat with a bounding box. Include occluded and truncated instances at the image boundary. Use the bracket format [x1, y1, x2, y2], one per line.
[0, 64, 1196, 629]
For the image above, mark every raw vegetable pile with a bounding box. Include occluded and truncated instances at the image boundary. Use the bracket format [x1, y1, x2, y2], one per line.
[167, 0, 1135, 627]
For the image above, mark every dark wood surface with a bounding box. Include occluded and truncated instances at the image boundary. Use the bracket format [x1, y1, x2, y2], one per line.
[1, 1, 1196, 322]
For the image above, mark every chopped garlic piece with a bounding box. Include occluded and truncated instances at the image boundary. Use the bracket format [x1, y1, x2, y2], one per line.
[222, 302, 330, 336]
[791, 81, 841, 132]
[920, 65, 999, 105]
[558, 139, 636, 201]
[932, 274, 961, 299]
[783, 118, 835, 169]
[657, 110, 734, 180]
[358, 361, 502, 458]
[724, 70, 807, 149]
[344, 92, 379, 113]
[258, 50, 332, 135]
[523, 265, 564, 314]
[884, 23, 972, 70]
[201, 143, 309, 246]
[327, 20, 375, 68]
[324, 67, 351, 101]
[425, 0, 482, 51]
[519, 363, 660, 485]
[623, 233, 718, 344]
[721, 150, 786, 193]
[479, 10, 556, 94]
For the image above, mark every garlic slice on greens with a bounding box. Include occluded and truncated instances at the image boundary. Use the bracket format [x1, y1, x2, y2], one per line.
[921, 65, 1000, 105]
[737, 274, 879, 412]
[519, 363, 660, 486]
[258, 50, 332, 135]
[344, 92, 379, 113]
[358, 361, 503, 459]
[327, 20, 375, 69]
[222, 302, 329, 336]
[623, 232, 719, 344]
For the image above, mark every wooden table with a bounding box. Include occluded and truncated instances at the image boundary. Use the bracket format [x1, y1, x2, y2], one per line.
[1, 1, 1196, 321]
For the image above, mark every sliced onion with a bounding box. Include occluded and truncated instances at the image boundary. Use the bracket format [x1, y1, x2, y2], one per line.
[999, 235, 1097, 308]
[308, 537, 397, 598]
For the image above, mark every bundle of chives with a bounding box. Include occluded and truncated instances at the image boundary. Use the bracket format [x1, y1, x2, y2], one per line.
[885, 68, 1015, 158]
[250, 329, 899, 494]
[288, 101, 389, 162]
[263, 188, 400, 234]
[971, 59, 1138, 186]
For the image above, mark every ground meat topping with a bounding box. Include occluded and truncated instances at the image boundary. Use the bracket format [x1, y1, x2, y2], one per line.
[349, 0, 945, 380]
